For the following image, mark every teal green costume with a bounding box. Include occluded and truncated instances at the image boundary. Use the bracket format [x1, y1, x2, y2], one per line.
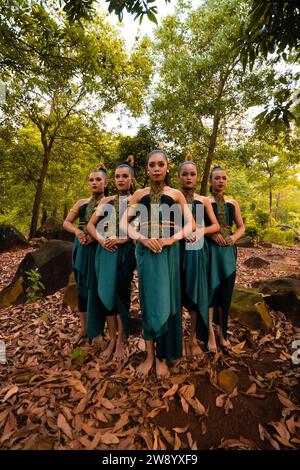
[181, 199, 209, 344]
[72, 202, 98, 312]
[87, 196, 136, 339]
[136, 194, 182, 361]
[206, 202, 237, 340]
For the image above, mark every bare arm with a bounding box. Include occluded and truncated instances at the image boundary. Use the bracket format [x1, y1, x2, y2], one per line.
[63, 200, 87, 244]
[203, 198, 220, 235]
[225, 199, 245, 245]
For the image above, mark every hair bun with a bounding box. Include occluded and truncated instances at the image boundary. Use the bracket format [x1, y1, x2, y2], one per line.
[127, 155, 134, 167]
[157, 142, 165, 149]
[98, 162, 107, 172]
[212, 165, 223, 171]
[186, 152, 193, 161]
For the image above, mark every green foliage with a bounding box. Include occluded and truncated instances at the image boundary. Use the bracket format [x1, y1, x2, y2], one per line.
[262, 227, 295, 246]
[237, 0, 300, 127]
[245, 224, 259, 240]
[149, 0, 291, 193]
[61, 0, 171, 22]
[70, 347, 88, 367]
[0, 1, 152, 235]
[238, 0, 300, 67]
[254, 209, 269, 230]
[25, 268, 45, 303]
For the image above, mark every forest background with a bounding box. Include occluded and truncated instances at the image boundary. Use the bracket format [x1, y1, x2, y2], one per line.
[0, 0, 299, 245]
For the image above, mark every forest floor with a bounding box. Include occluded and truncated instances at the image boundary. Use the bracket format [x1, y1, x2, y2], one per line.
[0, 245, 300, 450]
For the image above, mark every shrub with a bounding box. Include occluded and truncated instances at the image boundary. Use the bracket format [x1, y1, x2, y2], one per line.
[245, 224, 259, 239]
[262, 228, 295, 246]
[254, 209, 269, 229]
[25, 268, 45, 303]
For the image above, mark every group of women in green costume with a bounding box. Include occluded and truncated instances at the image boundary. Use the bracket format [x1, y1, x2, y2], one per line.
[63, 149, 245, 378]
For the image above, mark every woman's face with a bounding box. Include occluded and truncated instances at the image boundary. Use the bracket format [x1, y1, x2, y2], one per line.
[179, 164, 197, 190]
[115, 167, 132, 192]
[210, 170, 228, 193]
[88, 172, 106, 193]
[147, 153, 169, 183]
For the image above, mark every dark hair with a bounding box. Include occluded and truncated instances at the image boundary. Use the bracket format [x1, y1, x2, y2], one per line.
[90, 164, 109, 196]
[146, 149, 171, 186]
[116, 155, 135, 193]
[90, 163, 108, 178]
[117, 155, 134, 174]
[178, 161, 197, 176]
[209, 165, 226, 193]
[146, 148, 168, 163]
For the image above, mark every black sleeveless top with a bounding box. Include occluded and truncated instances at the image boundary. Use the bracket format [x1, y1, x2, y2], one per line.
[78, 203, 88, 230]
[204, 201, 235, 229]
[139, 194, 176, 238]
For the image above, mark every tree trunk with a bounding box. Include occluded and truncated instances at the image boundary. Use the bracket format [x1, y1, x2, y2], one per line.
[200, 111, 220, 195]
[63, 204, 68, 220]
[52, 207, 58, 218]
[275, 192, 280, 221]
[29, 148, 51, 238]
[269, 187, 273, 226]
[41, 208, 47, 226]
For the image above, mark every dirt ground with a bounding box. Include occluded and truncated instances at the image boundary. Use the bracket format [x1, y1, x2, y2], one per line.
[0, 245, 300, 450]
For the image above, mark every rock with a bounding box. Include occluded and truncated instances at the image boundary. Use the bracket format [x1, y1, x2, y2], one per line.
[36, 217, 74, 242]
[279, 225, 300, 237]
[0, 240, 73, 307]
[252, 278, 300, 327]
[28, 237, 47, 248]
[63, 273, 78, 312]
[0, 225, 29, 253]
[218, 370, 239, 394]
[230, 288, 273, 331]
[244, 257, 270, 269]
[257, 241, 273, 248]
[235, 236, 255, 248]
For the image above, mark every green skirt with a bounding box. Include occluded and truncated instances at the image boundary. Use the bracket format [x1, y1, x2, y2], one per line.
[181, 238, 209, 344]
[87, 241, 136, 339]
[207, 240, 237, 339]
[136, 242, 182, 361]
[72, 239, 97, 312]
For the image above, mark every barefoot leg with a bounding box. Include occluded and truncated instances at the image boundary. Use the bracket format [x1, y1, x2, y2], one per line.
[72, 312, 87, 345]
[101, 315, 117, 361]
[136, 340, 154, 377]
[207, 307, 217, 353]
[217, 307, 230, 348]
[155, 357, 170, 379]
[113, 315, 127, 362]
[189, 310, 204, 358]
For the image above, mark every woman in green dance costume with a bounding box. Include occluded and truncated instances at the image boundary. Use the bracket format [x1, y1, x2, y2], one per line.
[63, 165, 108, 345]
[178, 155, 220, 358]
[206, 166, 245, 352]
[87, 157, 136, 362]
[119, 149, 194, 378]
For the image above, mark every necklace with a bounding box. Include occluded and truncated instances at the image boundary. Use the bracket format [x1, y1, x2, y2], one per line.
[212, 191, 229, 238]
[149, 181, 165, 238]
[181, 188, 194, 204]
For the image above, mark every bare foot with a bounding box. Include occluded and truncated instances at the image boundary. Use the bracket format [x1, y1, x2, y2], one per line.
[100, 339, 116, 361]
[155, 358, 170, 379]
[136, 357, 154, 377]
[218, 327, 231, 348]
[182, 338, 187, 357]
[113, 339, 127, 362]
[92, 335, 106, 349]
[207, 329, 218, 353]
[72, 329, 87, 346]
[189, 339, 204, 359]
